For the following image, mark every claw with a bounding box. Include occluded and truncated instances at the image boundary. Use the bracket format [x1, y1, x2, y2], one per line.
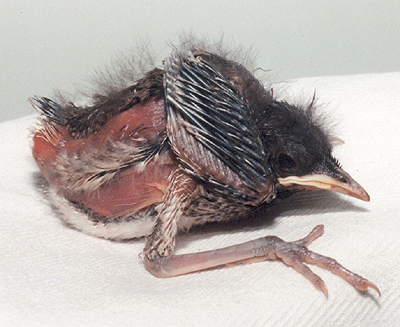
[144, 224, 380, 297]
[274, 225, 380, 296]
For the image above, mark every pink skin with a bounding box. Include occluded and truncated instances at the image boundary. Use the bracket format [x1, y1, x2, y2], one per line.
[33, 98, 179, 218]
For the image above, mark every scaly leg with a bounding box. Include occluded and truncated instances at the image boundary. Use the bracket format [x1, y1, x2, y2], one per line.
[144, 225, 380, 297]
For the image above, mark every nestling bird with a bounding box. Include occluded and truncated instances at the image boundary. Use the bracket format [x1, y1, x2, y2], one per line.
[30, 40, 380, 297]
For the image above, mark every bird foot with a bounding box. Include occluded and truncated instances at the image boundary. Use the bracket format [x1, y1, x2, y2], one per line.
[143, 225, 380, 297]
[258, 225, 380, 297]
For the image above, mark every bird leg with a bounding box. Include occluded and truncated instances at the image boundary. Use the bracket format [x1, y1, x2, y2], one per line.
[144, 169, 197, 260]
[144, 224, 380, 297]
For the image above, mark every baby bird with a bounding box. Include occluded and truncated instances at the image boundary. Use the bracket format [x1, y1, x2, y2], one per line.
[30, 43, 379, 297]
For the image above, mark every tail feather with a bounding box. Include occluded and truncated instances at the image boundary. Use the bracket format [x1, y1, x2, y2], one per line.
[29, 96, 66, 126]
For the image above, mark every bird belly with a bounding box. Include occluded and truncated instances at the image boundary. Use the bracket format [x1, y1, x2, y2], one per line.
[61, 152, 178, 219]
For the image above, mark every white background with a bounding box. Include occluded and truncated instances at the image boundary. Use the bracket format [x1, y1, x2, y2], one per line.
[1, 0, 400, 122]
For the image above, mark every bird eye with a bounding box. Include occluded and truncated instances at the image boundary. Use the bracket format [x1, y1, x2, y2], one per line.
[277, 153, 298, 171]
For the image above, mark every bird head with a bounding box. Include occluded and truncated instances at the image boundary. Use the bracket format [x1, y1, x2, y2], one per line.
[257, 100, 370, 202]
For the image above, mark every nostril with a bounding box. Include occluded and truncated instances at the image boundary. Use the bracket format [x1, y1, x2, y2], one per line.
[338, 176, 348, 184]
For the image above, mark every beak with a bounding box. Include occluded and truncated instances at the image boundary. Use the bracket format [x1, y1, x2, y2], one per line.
[277, 168, 370, 202]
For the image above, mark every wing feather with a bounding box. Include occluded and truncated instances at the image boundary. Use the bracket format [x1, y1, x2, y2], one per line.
[164, 50, 272, 197]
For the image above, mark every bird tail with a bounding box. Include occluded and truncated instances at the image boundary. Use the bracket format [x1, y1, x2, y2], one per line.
[29, 96, 66, 126]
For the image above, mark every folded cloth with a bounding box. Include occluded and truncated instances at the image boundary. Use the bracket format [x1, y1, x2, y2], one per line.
[1, 72, 399, 327]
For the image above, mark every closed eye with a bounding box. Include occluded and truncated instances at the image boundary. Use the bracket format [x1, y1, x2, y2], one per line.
[277, 153, 298, 171]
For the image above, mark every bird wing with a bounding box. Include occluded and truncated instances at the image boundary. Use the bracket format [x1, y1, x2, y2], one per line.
[164, 50, 271, 197]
